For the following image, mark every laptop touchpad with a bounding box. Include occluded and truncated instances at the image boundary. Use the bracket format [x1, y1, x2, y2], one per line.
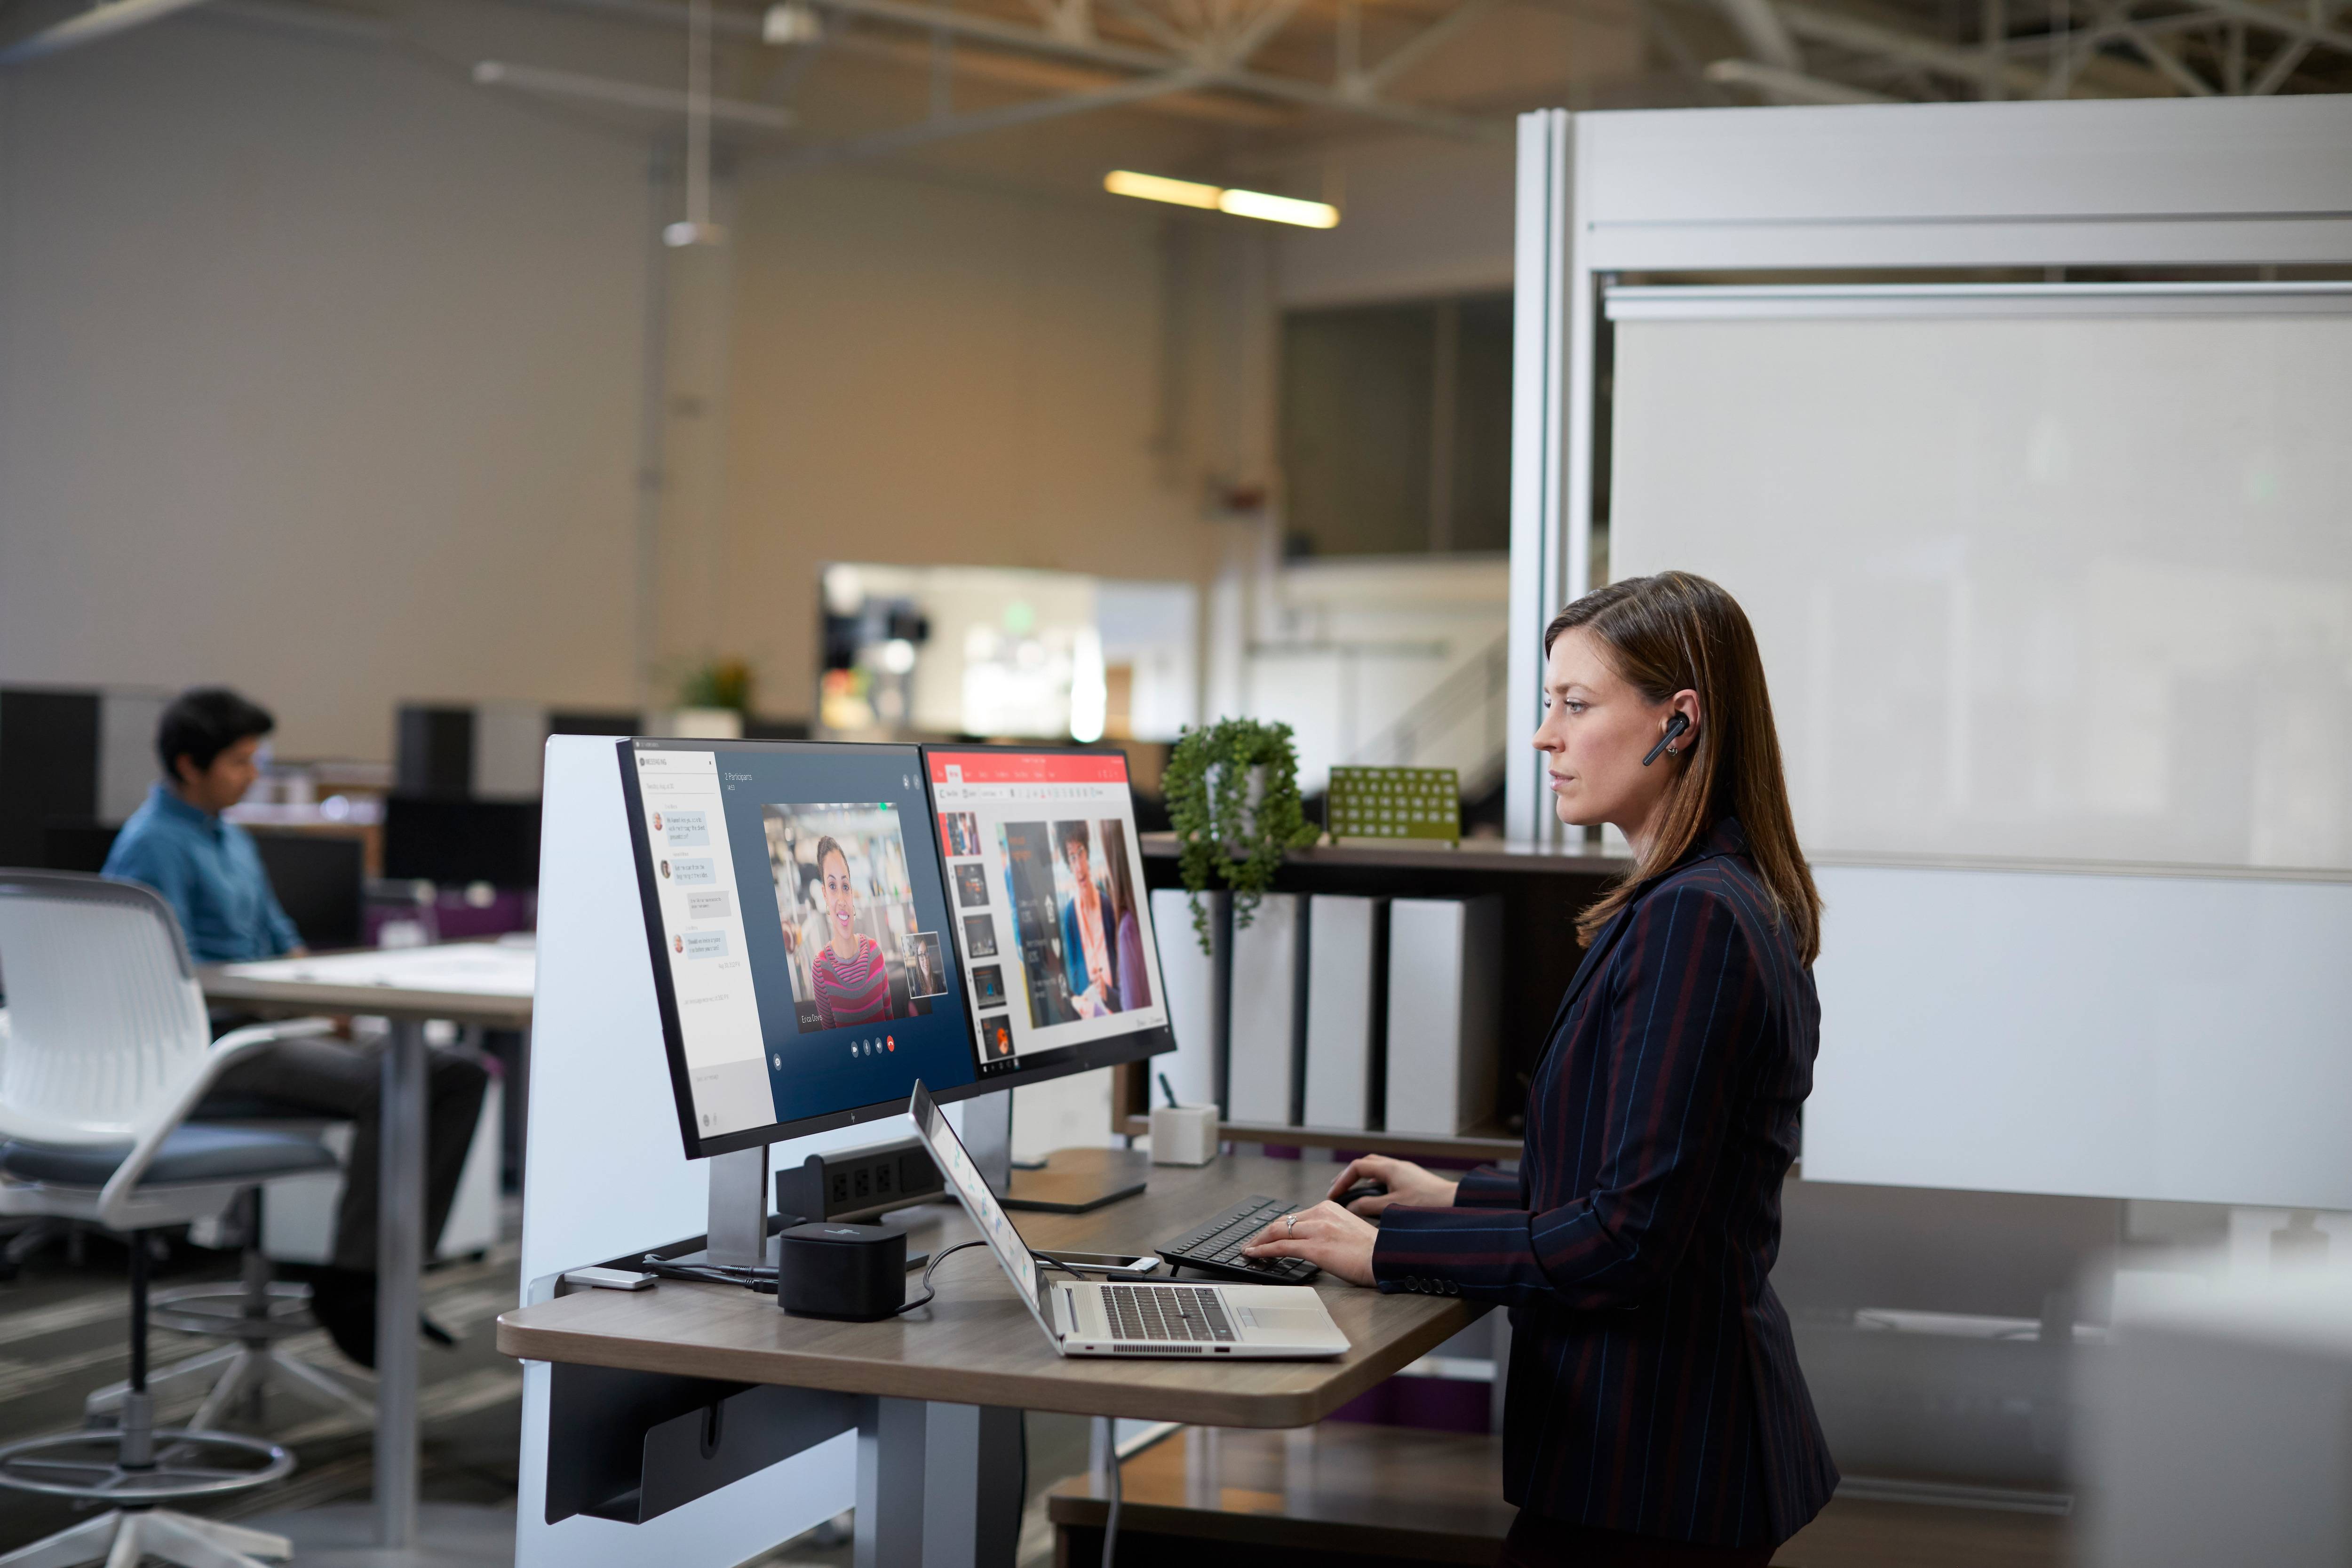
[1239, 1305, 1329, 1333]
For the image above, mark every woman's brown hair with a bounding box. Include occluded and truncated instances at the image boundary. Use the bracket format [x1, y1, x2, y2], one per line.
[1545, 572, 1822, 964]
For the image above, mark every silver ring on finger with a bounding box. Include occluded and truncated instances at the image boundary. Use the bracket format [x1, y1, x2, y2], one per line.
[1285, 1213, 1297, 1236]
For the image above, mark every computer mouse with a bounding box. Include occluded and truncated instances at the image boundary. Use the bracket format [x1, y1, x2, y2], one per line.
[1339, 1179, 1388, 1206]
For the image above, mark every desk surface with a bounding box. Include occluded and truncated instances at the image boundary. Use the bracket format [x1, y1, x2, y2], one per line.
[198, 942, 535, 1027]
[497, 1154, 1481, 1428]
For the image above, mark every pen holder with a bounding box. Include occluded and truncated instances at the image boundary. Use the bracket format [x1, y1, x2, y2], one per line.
[1150, 1104, 1220, 1166]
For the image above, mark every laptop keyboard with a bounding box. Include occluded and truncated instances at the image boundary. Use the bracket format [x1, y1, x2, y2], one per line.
[1156, 1194, 1319, 1285]
[1104, 1284, 1237, 1343]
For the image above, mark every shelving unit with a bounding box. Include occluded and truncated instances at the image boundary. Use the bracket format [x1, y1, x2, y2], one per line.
[1121, 833, 1633, 1162]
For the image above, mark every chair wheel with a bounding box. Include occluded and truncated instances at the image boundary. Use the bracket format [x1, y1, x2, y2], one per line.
[0, 1427, 293, 1502]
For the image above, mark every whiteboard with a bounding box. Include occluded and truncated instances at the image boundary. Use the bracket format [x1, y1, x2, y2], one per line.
[1807, 863, 2352, 1210]
[1609, 298, 2352, 872]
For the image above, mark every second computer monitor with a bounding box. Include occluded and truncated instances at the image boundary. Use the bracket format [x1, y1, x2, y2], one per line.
[924, 746, 1174, 1086]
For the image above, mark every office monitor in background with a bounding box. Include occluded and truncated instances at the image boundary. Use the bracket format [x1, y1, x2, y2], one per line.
[249, 833, 365, 952]
[382, 795, 541, 889]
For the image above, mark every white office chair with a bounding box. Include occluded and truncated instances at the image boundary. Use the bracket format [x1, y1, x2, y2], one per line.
[0, 870, 342, 1568]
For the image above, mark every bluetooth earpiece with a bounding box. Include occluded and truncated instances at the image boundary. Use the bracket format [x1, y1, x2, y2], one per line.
[1642, 712, 1692, 767]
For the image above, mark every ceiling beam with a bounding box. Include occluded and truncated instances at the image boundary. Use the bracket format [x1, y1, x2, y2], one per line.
[792, 64, 1209, 160]
[830, 30, 1292, 123]
[473, 58, 800, 126]
[1356, 0, 1509, 93]
[1704, 54, 1897, 96]
[0, 0, 211, 64]
[799, 0, 1507, 136]
[1714, 0, 1806, 68]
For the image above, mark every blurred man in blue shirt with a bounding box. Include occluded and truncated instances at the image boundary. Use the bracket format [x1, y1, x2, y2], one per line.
[103, 690, 301, 963]
[103, 688, 485, 1370]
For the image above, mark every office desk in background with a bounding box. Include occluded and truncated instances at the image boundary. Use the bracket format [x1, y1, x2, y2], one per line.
[199, 940, 534, 1564]
[498, 1153, 1484, 1568]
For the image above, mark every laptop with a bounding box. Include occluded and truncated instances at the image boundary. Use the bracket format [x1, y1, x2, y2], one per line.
[909, 1082, 1350, 1359]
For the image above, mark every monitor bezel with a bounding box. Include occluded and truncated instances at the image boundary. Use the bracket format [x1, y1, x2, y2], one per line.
[918, 742, 1177, 1095]
[617, 736, 991, 1162]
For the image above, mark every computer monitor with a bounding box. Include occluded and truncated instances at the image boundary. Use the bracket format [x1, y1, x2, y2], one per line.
[921, 744, 1175, 1086]
[249, 832, 365, 952]
[382, 795, 541, 889]
[620, 737, 988, 1160]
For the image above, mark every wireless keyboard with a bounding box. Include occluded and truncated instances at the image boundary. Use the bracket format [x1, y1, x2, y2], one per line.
[1156, 1194, 1319, 1285]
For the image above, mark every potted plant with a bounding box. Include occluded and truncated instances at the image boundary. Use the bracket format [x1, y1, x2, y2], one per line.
[1163, 717, 1319, 953]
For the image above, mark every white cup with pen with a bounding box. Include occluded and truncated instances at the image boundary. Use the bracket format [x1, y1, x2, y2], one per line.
[1148, 1073, 1219, 1166]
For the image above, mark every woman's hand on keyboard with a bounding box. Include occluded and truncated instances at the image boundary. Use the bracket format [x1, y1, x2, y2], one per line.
[1240, 1201, 1378, 1287]
[1326, 1154, 1459, 1217]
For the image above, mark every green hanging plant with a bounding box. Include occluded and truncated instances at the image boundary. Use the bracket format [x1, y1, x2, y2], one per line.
[1163, 717, 1319, 953]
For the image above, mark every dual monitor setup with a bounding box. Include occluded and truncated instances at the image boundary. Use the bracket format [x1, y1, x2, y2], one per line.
[618, 737, 1173, 1178]
[613, 735, 1346, 1355]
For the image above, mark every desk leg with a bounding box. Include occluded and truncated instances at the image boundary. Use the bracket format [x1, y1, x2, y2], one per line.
[375, 1017, 427, 1549]
[855, 1398, 1020, 1568]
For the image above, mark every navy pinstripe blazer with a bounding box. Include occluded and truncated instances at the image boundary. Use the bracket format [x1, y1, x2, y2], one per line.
[1373, 817, 1837, 1548]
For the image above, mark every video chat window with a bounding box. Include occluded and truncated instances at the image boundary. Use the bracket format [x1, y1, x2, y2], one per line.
[998, 816, 1154, 1030]
[763, 802, 950, 1033]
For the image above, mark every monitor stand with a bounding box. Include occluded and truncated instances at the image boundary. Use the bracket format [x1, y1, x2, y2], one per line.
[963, 1086, 1149, 1213]
[667, 1143, 775, 1269]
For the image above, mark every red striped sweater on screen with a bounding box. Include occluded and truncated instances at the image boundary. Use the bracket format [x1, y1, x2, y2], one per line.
[811, 934, 892, 1028]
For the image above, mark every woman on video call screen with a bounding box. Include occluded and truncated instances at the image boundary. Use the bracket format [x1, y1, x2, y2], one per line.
[765, 803, 938, 1032]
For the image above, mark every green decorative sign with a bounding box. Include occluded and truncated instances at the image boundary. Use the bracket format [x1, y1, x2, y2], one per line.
[1326, 766, 1461, 844]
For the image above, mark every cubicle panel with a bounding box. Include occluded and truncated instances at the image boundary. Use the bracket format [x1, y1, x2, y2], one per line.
[1805, 864, 2352, 1210]
[517, 736, 870, 1568]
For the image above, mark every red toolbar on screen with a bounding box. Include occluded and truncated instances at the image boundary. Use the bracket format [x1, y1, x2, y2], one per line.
[927, 751, 1129, 785]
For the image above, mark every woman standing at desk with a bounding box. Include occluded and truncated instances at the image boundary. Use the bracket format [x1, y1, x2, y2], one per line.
[1246, 572, 1836, 1567]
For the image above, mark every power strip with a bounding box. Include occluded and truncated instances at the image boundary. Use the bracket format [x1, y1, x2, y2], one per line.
[774, 1136, 944, 1225]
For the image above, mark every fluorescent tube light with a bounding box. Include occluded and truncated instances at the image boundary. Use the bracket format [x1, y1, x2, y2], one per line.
[1214, 187, 1339, 228]
[1103, 170, 1338, 229]
[1104, 170, 1222, 210]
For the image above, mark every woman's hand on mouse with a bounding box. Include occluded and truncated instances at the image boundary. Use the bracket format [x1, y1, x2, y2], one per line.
[1326, 1155, 1458, 1217]
[1240, 1201, 1378, 1287]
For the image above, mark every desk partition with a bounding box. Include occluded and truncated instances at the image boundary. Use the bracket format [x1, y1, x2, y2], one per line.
[518, 737, 898, 1568]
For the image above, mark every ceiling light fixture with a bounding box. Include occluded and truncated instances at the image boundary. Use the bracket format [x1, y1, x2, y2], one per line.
[1104, 170, 1338, 228]
[664, 0, 728, 247]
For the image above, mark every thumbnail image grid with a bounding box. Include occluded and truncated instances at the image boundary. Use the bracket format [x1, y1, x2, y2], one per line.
[939, 811, 982, 858]
[762, 802, 941, 1033]
[996, 816, 1153, 1030]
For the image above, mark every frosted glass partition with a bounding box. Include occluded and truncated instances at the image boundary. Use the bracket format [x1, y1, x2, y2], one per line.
[1808, 863, 2352, 1210]
[1608, 291, 2352, 872]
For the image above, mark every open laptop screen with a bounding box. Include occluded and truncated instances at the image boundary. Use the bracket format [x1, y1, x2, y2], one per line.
[908, 1080, 1043, 1321]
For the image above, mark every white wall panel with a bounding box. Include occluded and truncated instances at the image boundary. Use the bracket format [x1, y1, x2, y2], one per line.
[1807, 864, 2352, 1210]
[1611, 305, 2352, 871]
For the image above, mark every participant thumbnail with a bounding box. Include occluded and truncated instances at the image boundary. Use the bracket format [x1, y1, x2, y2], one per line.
[762, 802, 939, 1034]
[999, 817, 1154, 1028]
[939, 811, 982, 858]
[954, 862, 990, 907]
[961, 915, 998, 960]
[903, 931, 948, 999]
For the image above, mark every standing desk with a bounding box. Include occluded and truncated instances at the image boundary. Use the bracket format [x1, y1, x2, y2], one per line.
[198, 942, 535, 1562]
[496, 1153, 1484, 1568]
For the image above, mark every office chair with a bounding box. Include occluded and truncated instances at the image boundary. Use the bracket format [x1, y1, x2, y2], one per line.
[0, 871, 342, 1568]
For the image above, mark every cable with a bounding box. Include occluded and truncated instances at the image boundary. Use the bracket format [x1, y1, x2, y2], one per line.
[638, 1256, 779, 1293]
[1097, 1414, 1121, 1568]
[895, 1239, 988, 1316]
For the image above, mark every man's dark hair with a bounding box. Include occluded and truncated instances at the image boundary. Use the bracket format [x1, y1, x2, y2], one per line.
[156, 687, 276, 780]
[1054, 820, 1090, 862]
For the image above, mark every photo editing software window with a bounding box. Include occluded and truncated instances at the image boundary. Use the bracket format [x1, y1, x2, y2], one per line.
[630, 741, 979, 1141]
[927, 749, 1168, 1081]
